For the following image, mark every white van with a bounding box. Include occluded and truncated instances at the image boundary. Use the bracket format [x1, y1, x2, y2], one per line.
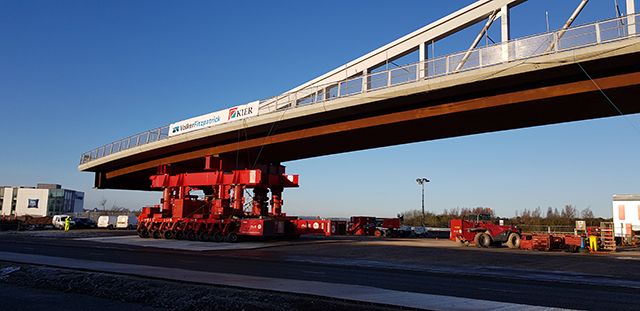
[52, 215, 75, 230]
[116, 215, 138, 230]
[97, 215, 118, 229]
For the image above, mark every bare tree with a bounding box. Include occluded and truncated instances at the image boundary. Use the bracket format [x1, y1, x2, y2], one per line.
[581, 207, 594, 219]
[98, 198, 107, 211]
[561, 205, 577, 219]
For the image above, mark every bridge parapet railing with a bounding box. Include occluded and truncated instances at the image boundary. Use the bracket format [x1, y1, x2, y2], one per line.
[80, 126, 169, 164]
[80, 13, 639, 165]
[257, 13, 638, 113]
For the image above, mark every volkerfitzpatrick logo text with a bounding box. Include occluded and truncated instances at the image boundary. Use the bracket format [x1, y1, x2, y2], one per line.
[228, 106, 253, 120]
[178, 116, 221, 132]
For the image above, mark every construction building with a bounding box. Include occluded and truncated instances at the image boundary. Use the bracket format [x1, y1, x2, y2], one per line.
[0, 184, 84, 217]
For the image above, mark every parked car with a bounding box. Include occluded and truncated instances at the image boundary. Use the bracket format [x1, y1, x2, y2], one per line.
[52, 215, 75, 230]
[74, 217, 97, 229]
[116, 215, 138, 230]
[412, 226, 427, 238]
[97, 215, 117, 230]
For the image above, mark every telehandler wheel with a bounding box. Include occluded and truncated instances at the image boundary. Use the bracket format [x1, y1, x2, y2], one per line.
[474, 233, 484, 248]
[479, 233, 493, 248]
[506, 232, 521, 249]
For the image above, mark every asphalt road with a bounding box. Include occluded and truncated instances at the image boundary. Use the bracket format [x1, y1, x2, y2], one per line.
[1, 235, 638, 310]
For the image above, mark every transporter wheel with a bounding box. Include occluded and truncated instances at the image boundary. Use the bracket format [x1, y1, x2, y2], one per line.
[138, 228, 150, 238]
[225, 232, 239, 243]
[207, 232, 216, 242]
[213, 232, 225, 243]
[374, 229, 384, 238]
[162, 230, 174, 239]
[198, 231, 210, 242]
[506, 233, 521, 249]
[151, 230, 161, 239]
[186, 230, 196, 241]
[174, 230, 185, 240]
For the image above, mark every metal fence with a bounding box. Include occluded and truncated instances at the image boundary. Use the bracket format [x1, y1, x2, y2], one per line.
[80, 13, 639, 165]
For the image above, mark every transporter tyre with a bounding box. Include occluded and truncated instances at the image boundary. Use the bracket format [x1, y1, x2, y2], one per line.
[174, 231, 185, 240]
[213, 232, 225, 243]
[138, 229, 149, 238]
[151, 230, 161, 239]
[207, 232, 217, 242]
[162, 230, 174, 239]
[197, 231, 209, 242]
[185, 230, 196, 241]
[225, 232, 239, 243]
[506, 232, 521, 249]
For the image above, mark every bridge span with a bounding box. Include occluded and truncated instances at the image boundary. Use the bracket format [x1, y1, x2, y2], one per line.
[79, 2, 640, 191]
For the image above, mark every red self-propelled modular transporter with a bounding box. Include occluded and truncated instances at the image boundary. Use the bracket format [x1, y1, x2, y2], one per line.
[137, 157, 308, 242]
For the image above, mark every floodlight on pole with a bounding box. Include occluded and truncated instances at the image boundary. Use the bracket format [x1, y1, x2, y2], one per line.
[416, 178, 430, 225]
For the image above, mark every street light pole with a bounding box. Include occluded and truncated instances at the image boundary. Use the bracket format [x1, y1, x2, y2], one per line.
[416, 178, 430, 226]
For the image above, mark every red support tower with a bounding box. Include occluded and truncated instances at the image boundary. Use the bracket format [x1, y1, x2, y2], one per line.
[136, 158, 301, 242]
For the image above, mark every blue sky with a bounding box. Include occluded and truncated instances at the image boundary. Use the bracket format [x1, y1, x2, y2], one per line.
[1, 0, 638, 218]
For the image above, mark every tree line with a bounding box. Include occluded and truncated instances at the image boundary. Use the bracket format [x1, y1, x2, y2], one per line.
[401, 205, 610, 228]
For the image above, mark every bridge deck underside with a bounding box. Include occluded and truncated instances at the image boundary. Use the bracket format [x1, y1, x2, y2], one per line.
[93, 52, 640, 190]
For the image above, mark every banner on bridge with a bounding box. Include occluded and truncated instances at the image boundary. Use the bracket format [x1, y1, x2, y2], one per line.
[169, 101, 259, 137]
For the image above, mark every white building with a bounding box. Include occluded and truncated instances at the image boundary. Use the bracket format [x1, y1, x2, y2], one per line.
[612, 194, 640, 238]
[0, 184, 84, 217]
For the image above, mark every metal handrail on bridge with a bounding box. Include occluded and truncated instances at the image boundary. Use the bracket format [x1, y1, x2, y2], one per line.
[80, 13, 639, 165]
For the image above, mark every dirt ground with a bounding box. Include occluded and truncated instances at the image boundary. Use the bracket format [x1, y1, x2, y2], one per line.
[0, 261, 403, 311]
[218, 236, 640, 281]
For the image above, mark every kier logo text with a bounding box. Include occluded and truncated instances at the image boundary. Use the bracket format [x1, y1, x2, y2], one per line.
[228, 106, 253, 120]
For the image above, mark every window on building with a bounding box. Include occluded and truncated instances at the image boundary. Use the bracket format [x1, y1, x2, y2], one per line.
[28, 199, 39, 208]
[618, 205, 625, 220]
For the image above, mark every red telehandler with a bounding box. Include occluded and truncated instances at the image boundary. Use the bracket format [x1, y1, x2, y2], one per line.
[450, 213, 521, 248]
